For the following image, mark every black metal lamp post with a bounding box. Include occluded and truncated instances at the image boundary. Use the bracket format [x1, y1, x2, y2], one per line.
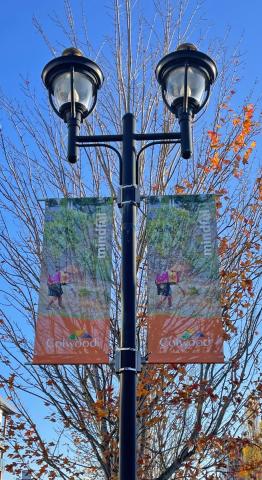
[42, 43, 217, 480]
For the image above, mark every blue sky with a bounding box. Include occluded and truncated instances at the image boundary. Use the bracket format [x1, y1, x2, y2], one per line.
[0, 0, 262, 102]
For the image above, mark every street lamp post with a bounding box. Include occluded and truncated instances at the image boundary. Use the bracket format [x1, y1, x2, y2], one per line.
[42, 43, 217, 480]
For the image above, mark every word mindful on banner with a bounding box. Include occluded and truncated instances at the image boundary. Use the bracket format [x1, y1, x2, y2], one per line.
[96, 212, 107, 258]
[198, 207, 213, 256]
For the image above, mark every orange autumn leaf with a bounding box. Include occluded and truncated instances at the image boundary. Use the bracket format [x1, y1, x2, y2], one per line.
[233, 117, 241, 126]
[243, 103, 254, 114]
[96, 407, 109, 418]
[234, 134, 245, 149]
[183, 180, 193, 188]
[242, 140, 256, 165]
[146, 417, 162, 427]
[243, 148, 252, 164]
[241, 279, 253, 292]
[216, 188, 228, 195]
[242, 120, 252, 134]
[230, 105, 255, 155]
[219, 237, 228, 255]
[137, 385, 149, 397]
[207, 130, 220, 148]
[39, 466, 48, 475]
[233, 169, 243, 178]
[210, 152, 221, 169]
[175, 185, 185, 194]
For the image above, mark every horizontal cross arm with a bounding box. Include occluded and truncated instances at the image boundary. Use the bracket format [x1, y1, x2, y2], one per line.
[75, 131, 181, 145]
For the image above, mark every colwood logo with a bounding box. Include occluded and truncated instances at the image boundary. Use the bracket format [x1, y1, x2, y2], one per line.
[46, 329, 96, 350]
[160, 328, 211, 349]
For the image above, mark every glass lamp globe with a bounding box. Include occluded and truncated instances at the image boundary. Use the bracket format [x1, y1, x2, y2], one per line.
[42, 47, 104, 120]
[165, 65, 208, 112]
[156, 43, 217, 116]
[52, 71, 95, 113]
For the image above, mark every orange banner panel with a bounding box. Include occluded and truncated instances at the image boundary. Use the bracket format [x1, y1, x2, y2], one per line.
[148, 314, 224, 363]
[33, 315, 110, 364]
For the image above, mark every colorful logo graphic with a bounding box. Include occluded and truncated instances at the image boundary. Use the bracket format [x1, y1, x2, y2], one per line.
[159, 328, 209, 350]
[180, 329, 205, 340]
[68, 329, 92, 340]
[46, 329, 96, 352]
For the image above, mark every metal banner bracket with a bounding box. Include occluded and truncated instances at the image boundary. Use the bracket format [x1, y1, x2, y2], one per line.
[114, 348, 142, 373]
[117, 185, 140, 208]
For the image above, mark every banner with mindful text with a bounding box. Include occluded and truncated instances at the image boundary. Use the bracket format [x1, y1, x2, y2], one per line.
[33, 197, 113, 364]
[147, 195, 224, 364]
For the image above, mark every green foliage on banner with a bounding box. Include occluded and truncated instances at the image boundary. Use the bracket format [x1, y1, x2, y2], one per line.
[147, 200, 219, 279]
[147, 205, 195, 257]
[43, 205, 111, 282]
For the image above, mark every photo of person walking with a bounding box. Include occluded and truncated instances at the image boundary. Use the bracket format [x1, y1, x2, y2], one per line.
[47, 267, 64, 310]
[156, 281, 172, 308]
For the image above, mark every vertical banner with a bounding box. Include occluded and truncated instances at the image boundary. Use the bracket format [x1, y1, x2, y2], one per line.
[147, 195, 224, 364]
[33, 198, 113, 364]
